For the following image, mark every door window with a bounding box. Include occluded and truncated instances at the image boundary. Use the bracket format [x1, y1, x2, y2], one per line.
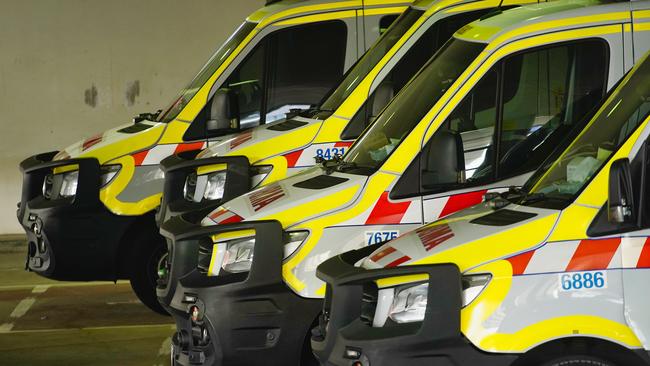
[497, 41, 608, 177]
[221, 20, 348, 129]
[397, 39, 608, 197]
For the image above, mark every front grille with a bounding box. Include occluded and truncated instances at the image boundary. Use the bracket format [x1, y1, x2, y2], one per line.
[360, 282, 379, 326]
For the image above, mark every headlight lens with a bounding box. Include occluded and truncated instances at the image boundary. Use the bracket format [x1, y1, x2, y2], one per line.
[59, 171, 79, 198]
[222, 237, 255, 273]
[204, 172, 226, 200]
[184, 171, 226, 202]
[388, 283, 428, 324]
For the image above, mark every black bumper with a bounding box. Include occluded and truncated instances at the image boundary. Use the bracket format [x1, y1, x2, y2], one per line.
[17, 152, 135, 281]
[312, 245, 518, 366]
[159, 218, 321, 366]
[157, 151, 251, 227]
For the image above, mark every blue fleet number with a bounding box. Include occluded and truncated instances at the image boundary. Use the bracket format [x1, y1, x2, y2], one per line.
[315, 147, 346, 160]
[365, 231, 399, 245]
[559, 271, 607, 291]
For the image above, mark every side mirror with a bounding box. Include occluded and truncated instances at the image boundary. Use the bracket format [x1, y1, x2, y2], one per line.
[421, 130, 466, 189]
[206, 88, 240, 136]
[608, 158, 635, 224]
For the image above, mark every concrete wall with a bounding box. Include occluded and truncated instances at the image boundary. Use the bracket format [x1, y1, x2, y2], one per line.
[0, 0, 262, 233]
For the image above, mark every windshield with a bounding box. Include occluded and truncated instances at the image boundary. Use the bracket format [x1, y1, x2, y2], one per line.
[342, 39, 486, 171]
[524, 57, 650, 207]
[318, 8, 424, 113]
[158, 22, 257, 122]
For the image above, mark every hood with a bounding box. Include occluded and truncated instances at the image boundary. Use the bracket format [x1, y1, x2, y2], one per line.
[202, 166, 369, 228]
[363, 202, 561, 272]
[54, 121, 166, 164]
[196, 116, 321, 162]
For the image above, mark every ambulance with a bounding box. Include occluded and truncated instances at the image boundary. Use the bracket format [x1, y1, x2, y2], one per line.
[313, 48, 650, 366]
[16, 0, 412, 314]
[157, 0, 543, 306]
[160, 0, 649, 364]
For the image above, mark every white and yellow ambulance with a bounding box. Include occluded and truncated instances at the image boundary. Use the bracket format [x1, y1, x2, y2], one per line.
[160, 0, 649, 364]
[16, 0, 411, 314]
[315, 48, 650, 366]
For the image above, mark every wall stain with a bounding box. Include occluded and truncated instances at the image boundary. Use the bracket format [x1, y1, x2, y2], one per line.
[84, 84, 98, 107]
[126, 80, 140, 106]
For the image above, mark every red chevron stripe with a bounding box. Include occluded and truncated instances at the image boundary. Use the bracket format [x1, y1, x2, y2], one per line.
[284, 150, 303, 168]
[636, 237, 650, 268]
[439, 190, 487, 218]
[565, 238, 621, 272]
[132, 150, 149, 166]
[506, 250, 535, 275]
[175, 142, 204, 154]
[365, 192, 411, 225]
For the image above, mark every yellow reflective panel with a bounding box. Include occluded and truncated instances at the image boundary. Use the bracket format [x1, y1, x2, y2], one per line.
[196, 163, 228, 176]
[274, 10, 357, 26]
[212, 229, 256, 242]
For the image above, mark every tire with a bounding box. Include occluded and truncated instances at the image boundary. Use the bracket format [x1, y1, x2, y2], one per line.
[540, 355, 617, 366]
[129, 232, 170, 316]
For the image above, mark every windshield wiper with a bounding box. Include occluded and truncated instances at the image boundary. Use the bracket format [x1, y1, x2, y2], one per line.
[133, 109, 162, 124]
[315, 154, 359, 175]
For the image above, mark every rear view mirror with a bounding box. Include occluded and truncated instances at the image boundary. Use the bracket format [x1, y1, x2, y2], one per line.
[206, 88, 240, 136]
[608, 158, 635, 224]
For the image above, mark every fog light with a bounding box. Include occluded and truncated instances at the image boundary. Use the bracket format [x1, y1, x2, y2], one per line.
[344, 347, 361, 360]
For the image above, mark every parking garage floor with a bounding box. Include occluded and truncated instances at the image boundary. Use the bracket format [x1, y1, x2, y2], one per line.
[0, 236, 174, 365]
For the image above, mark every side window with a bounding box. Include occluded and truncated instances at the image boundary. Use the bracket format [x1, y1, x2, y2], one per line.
[265, 21, 347, 124]
[497, 40, 608, 177]
[404, 39, 607, 197]
[341, 9, 493, 140]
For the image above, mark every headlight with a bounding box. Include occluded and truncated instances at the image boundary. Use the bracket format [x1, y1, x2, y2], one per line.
[222, 236, 255, 273]
[100, 165, 121, 187]
[59, 170, 79, 198]
[199, 230, 308, 276]
[379, 274, 491, 326]
[184, 171, 226, 203]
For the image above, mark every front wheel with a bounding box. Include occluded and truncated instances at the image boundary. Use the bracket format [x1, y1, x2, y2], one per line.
[129, 233, 170, 316]
[540, 355, 617, 366]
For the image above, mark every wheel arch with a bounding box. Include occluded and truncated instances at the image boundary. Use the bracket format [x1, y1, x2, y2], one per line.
[511, 336, 650, 366]
[115, 210, 161, 279]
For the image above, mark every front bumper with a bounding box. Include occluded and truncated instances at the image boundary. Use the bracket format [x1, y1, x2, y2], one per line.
[157, 151, 250, 227]
[17, 152, 134, 280]
[312, 245, 517, 366]
[159, 218, 321, 366]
